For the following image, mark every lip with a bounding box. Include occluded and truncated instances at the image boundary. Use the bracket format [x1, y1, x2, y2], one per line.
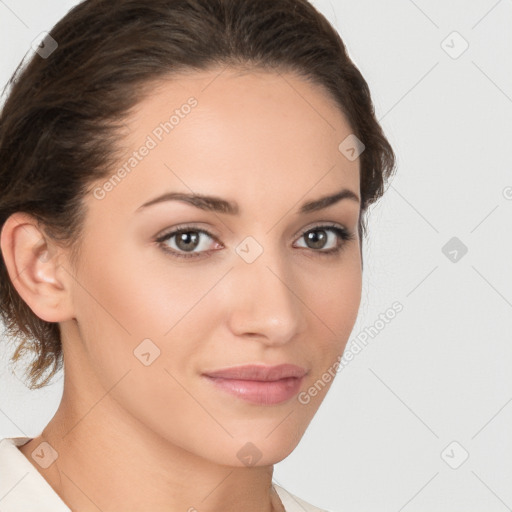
[202, 364, 308, 405]
[203, 363, 308, 381]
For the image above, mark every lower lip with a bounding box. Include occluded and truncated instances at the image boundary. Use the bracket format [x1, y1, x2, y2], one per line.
[203, 375, 304, 405]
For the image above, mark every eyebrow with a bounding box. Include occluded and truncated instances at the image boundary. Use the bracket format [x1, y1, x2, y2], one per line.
[135, 187, 360, 215]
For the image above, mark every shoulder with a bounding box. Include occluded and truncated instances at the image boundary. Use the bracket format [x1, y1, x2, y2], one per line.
[273, 483, 338, 512]
[0, 436, 71, 511]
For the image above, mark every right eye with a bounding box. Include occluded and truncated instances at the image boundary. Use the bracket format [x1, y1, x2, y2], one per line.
[155, 226, 222, 259]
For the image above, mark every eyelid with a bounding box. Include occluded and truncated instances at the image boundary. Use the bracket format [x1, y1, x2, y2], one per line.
[156, 221, 348, 240]
[296, 221, 346, 237]
[155, 223, 220, 242]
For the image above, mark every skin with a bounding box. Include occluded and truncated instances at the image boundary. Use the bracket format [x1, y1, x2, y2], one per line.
[2, 66, 362, 512]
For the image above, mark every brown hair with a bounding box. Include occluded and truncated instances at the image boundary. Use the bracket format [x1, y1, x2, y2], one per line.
[0, 0, 395, 389]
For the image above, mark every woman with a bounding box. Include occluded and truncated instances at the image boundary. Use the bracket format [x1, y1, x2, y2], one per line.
[0, 0, 395, 510]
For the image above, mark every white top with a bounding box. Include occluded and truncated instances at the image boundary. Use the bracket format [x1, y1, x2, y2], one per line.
[0, 436, 333, 512]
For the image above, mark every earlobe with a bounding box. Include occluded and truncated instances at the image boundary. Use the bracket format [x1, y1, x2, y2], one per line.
[0, 212, 74, 323]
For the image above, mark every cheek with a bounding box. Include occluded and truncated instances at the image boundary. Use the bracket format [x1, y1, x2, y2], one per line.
[304, 250, 362, 345]
[297, 251, 362, 403]
[322, 265, 362, 342]
[67, 243, 220, 443]
[73, 231, 218, 338]
[68, 234, 226, 400]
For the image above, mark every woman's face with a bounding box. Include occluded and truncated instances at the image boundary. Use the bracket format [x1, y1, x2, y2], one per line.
[63, 67, 362, 466]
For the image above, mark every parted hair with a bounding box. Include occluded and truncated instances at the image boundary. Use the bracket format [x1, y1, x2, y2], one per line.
[0, 0, 395, 389]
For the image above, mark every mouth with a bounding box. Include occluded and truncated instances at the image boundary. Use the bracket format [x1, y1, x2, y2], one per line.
[202, 364, 308, 405]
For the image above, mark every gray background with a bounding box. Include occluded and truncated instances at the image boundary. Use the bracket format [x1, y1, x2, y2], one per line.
[1, 1, 511, 511]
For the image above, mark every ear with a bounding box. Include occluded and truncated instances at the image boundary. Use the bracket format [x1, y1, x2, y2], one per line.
[0, 212, 75, 323]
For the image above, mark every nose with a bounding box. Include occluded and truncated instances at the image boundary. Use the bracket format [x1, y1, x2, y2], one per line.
[225, 251, 306, 346]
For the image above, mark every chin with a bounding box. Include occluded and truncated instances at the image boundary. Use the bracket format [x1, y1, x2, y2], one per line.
[209, 428, 304, 468]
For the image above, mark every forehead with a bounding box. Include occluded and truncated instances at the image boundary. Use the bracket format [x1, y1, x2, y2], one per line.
[88, 67, 360, 218]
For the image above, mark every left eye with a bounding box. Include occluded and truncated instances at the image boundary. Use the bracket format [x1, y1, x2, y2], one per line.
[294, 225, 350, 252]
[155, 224, 354, 259]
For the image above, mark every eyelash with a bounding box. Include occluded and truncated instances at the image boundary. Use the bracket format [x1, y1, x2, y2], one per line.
[155, 223, 356, 260]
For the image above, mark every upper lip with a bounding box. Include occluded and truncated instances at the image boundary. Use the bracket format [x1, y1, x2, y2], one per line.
[203, 364, 308, 381]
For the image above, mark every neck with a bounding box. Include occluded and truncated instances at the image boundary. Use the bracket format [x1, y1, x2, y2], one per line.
[19, 379, 281, 512]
